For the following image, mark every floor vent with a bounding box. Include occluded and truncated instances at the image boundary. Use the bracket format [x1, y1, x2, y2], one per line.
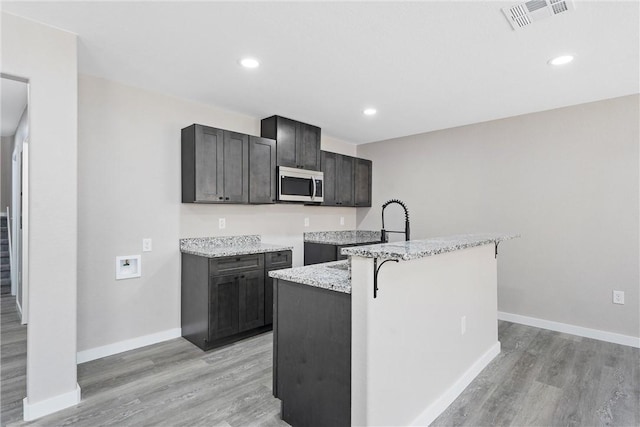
[502, 0, 575, 30]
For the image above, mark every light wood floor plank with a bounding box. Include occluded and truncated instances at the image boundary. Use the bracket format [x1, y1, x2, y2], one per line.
[2, 293, 638, 427]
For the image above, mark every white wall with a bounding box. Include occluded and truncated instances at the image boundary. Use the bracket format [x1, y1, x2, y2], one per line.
[356, 95, 640, 340]
[1, 11, 79, 416]
[351, 244, 499, 426]
[77, 74, 357, 352]
[1, 135, 14, 212]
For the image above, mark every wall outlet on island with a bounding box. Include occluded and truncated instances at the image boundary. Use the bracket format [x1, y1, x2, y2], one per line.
[304, 217, 309, 227]
[219, 218, 226, 229]
[613, 290, 625, 305]
[461, 316, 466, 335]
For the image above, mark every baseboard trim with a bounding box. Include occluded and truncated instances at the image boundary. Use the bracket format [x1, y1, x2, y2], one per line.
[23, 383, 81, 421]
[498, 311, 640, 348]
[410, 341, 501, 426]
[76, 328, 182, 364]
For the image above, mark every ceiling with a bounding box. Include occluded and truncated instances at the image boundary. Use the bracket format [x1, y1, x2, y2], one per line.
[1, 77, 28, 137]
[2, 1, 638, 144]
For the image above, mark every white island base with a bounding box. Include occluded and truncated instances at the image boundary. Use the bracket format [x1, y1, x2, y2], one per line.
[350, 243, 500, 426]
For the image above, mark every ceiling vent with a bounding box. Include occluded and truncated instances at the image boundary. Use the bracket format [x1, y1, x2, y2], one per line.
[502, 0, 575, 30]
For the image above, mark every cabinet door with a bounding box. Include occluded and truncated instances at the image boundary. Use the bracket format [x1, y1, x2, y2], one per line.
[209, 274, 240, 340]
[320, 151, 338, 206]
[223, 131, 249, 203]
[195, 126, 224, 202]
[336, 154, 355, 206]
[354, 158, 372, 207]
[239, 270, 265, 332]
[249, 136, 277, 204]
[276, 117, 298, 168]
[298, 123, 321, 171]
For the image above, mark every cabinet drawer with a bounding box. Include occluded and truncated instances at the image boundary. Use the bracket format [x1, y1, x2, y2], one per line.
[265, 250, 292, 268]
[209, 254, 265, 276]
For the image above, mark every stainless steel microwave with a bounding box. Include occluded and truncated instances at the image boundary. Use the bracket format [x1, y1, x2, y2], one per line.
[278, 166, 324, 203]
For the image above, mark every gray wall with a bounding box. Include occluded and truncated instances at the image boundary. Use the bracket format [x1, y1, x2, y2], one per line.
[2, 11, 79, 409]
[77, 74, 358, 352]
[1, 135, 13, 212]
[356, 95, 639, 339]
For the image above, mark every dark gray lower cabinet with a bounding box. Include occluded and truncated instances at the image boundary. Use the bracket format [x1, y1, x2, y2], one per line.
[181, 250, 291, 350]
[304, 241, 380, 265]
[273, 279, 351, 427]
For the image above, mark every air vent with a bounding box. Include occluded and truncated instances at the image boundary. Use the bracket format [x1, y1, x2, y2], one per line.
[502, 0, 575, 30]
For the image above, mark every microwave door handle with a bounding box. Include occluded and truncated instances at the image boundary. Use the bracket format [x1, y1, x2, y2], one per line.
[311, 177, 316, 200]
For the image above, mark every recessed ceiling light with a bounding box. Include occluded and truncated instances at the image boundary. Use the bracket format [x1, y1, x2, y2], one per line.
[363, 108, 377, 116]
[240, 58, 260, 69]
[548, 55, 574, 66]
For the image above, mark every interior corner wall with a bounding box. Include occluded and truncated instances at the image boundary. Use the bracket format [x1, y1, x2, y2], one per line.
[356, 95, 640, 339]
[77, 74, 357, 353]
[1, 11, 79, 407]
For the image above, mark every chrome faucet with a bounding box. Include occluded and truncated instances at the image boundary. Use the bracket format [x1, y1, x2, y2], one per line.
[381, 199, 410, 243]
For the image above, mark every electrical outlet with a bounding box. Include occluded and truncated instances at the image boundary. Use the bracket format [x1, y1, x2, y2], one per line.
[219, 218, 226, 229]
[142, 238, 152, 252]
[461, 316, 466, 335]
[613, 290, 625, 305]
[304, 217, 309, 227]
[340, 216, 345, 225]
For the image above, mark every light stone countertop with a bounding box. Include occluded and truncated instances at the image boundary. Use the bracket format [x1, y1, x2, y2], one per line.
[180, 235, 293, 258]
[341, 233, 519, 261]
[303, 230, 381, 246]
[268, 260, 351, 294]
[270, 233, 518, 294]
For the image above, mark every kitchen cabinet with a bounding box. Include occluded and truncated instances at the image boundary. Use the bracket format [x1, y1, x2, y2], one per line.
[249, 135, 277, 204]
[320, 151, 356, 206]
[181, 250, 291, 351]
[181, 124, 249, 203]
[261, 115, 321, 171]
[304, 241, 380, 265]
[354, 158, 372, 207]
[264, 250, 293, 325]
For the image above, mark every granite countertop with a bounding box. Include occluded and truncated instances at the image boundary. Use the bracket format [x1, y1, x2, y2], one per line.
[269, 260, 351, 294]
[303, 230, 381, 245]
[180, 235, 293, 258]
[341, 233, 519, 261]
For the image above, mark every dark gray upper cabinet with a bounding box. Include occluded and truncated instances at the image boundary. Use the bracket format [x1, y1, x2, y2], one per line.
[320, 151, 337, 205]
[261, 115, 321, 171]
[354, 158, 372, 207]
[249, 136, 277, 204]
[182, 124, 248, 203]
[336, 154, 355, 206]
[321, 151, 355, 206]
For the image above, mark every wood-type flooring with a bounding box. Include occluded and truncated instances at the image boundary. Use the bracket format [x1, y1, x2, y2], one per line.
[1, 293, 638, 426]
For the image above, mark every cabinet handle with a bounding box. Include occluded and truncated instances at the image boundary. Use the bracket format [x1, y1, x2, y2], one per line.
[218, 197, 224, 200]
[240, 275, 245, 279]
[225, 197, 230, 200]
[236, 258, 240, 261]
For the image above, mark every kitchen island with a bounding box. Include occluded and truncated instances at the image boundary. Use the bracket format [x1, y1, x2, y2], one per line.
[269, 233, 517, 427]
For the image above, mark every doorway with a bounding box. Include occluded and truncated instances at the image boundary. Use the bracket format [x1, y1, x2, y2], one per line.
[1, 75, 29, 324]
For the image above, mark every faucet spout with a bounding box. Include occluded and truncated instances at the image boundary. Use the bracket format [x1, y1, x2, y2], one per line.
[380, 199, 410, 243]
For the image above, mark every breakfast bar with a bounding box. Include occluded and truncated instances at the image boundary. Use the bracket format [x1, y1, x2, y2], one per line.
[270, 233, 517, 427]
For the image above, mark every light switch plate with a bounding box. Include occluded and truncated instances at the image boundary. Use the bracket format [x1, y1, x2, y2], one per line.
[613, 290, 625, 305]
[304, 217, 309, 227]
[142, 238, 152, 252]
